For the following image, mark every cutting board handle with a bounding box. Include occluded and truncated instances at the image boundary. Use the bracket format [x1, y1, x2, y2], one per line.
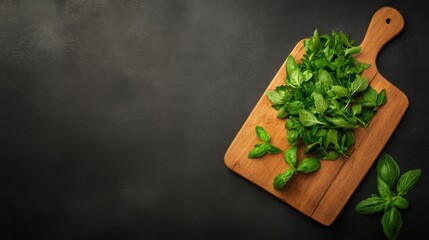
[360, 7, 404, 65]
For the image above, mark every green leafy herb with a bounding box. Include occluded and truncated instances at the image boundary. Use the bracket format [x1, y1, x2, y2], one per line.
[266, 30, 387, 159]
[355, 195, 386, 214]
[273, 169, 295, 190]
[284, 145, 298, 168]
[273, 146, 320, 190]
[299, 109, 327, 127]
[376, 153, 400, 188]
[382, 207, 402, 240]
[392, 196, 409, 210]
[248, 126, 282, 158]
[256, 126, 271, 142]
[396, 169, 422, 196]
[355, 153, 422, 240]
[296, 158, 320, 173]
[312, 92, 328, 115]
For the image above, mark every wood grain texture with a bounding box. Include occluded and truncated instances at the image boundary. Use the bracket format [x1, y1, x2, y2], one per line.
[224, 6, 407, 226]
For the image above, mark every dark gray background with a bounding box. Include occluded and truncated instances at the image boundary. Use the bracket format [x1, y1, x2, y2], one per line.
[1, 1, 428, 239]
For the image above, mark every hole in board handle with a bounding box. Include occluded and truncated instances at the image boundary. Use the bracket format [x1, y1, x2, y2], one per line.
[386, 18, 391, 24]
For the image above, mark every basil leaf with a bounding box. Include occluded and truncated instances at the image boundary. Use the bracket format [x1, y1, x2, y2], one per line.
[287, 130, 299, 145]
[310, 29, 320, 52]
[359, 108, 376, 123]
[297, 158, 320, 173]
[267, 91, 286, 105]
[382, 207, 402, 240]
[312, 92, 328, 115]
[284, 145, 298, 167]
[344, 131, 355, 147]
[248, 143, 267, 158]
[360, 87, 378, 107]
[277, 106, 288, 118]
[302, 70, 313, 81]
[344, 46, 361, 55]
[299, 109, 326, 127]
[377, 153, 400, 188]
[352, 104, 362, 115]
[327, 117, 357, 129]
[285, 118, 300, 130]
[396, 169, 422, 196]
[377, 177, 395, 198]
[349, 75, 368, 95]
[255, 126, 270, 142]
[286, 56, 302, 87]
[273, 169, 295, 190]
[329, 85, 349, 98]
[286, 101, 305, 114]
[266, 144, 282, 154]
[248, 142, 281, 158]
[376, 89, 387, 106]
[322, 151, 339, 160]
[355, 196, 386, 214]
[304, 141, 319, 154]
[318, 69, 333, 87]
[326, 129, 339, 150]
[393, 196, 409, 210]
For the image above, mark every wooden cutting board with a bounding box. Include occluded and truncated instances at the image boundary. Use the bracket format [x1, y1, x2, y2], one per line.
[224, 6, 407, 226]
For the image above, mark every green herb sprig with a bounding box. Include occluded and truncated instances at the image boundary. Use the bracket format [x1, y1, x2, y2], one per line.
[248, 126, 282, 158]
[273, 146, 320, 190]
[355, 153, 422, 240]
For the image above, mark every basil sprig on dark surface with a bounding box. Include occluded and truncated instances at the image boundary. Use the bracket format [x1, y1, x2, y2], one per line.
[355, 153, 422, 240]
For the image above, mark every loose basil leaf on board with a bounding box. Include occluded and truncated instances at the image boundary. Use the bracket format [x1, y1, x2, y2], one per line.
[382, 207, 402, 240]
[248, 143, 268, 158]
[248, 142, 281, 158]
[284, 145, 298, 168]
[266, 144, 282, 154]
[273, 169, 295, 190]
[255, 126, 271, 142]
[248, 126, 282, 158]
[393, 196, 409, 210]
[377, 152, 400, 188]
[396, 169, 422, 196]
[297, 158, 320, 173]
[376, 89, 387, 106]
[360, 87, 379, 107]
[355, 196, 386, 214]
